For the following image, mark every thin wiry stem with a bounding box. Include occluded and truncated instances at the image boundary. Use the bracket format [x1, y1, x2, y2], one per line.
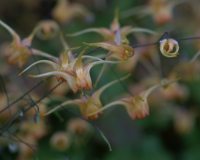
[66, 28, 105, 37]
[0, 80, 44, 116]
[31, 48, 58, 62]
[121, 6, 149, 19]
[0, 20, 19, 40]
[19, 60, 58, 76]
[29, 71, 73, 79]
[88, 101, 124, 117]
[126, 27, 158, 35]
[44, 100, 79, 116]
[190, 50, 200, 63]
[94, 74, 131, 98]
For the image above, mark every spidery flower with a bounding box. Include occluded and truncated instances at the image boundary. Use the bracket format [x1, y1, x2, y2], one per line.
[0, 20, 58, 67]
[67, 13, 157, 61]
[20, 49, 119, 92]
[87, 79, 177, 120]
[52, 0, 93, 24]
[44, 74, 129, 120]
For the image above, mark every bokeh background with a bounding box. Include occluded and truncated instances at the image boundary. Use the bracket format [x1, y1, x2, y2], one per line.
[1, 0, 200, 160]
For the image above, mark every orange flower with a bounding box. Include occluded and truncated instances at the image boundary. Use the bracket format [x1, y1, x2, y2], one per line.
[67, 14, 156, 43]
[20, 49, 118, 92]
[122, 0, 186, 25]
[68, 14, 156, 61]
[44, 74, 129, 120]
[0, 20, 32, 67]
[52, 0, 93, 24]
[0, 20, 58, 67]
[87, 79, 177, 120]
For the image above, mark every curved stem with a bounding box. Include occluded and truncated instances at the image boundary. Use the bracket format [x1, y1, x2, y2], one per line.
[87, 100, 124, 117]
[121, 6, 149, 19]
[66, 28, 105, 37]
[44, 99, 79, 116]
[19, 60, 58, 76]
[190, 50, 200, 63]
[29, 71, 72, 79]
[31, 48, 58, 62]
[94, 74, 130, 98]
[82, 55, 104, 61]
[126, 27, 158, 35]
[0, 20, 20, 40]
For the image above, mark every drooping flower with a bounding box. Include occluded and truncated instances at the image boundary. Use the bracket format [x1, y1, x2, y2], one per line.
[44, 74, 129, 120]
[69, 13, 156, 61]
[52, 0, 93, 24]
[67, 13, 157, 43]
[87, 79, 177, 120]
[122, 0, 187, 25]
[20, 49, 119, 92]
[0, 20, 58, 67]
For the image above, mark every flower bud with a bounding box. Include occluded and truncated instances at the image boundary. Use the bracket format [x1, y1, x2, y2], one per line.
[160, 38, 179, 58]
[50, 132, 71, 151]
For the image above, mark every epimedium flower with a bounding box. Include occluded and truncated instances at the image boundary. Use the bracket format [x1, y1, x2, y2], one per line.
[159, 38, 179, 58]
[19, 49, 119, 93]
[50, 132, 71, 151]
[0, 20, 32, 67]
[122, 0, 187, 25]
[0, 20, 58, 67]
[169, 50, 200, 81]
[85, 41, 135, 61]
[34, 20, 60, 40]
[67, 13, 157, 43]
[44, 74, 130, 120]
[67, 14, 156, 61]
[52, 0, 93, 24]
[87, 79, 177, 120]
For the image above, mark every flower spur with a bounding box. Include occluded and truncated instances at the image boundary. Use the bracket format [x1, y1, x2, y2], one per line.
[0, 20, 59, 67]
[87, 78, 177, 120]
[44, 74, 130, 120]
[19, 49, 120, 93]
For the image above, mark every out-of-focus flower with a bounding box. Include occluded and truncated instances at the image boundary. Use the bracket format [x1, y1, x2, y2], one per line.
[52, 0, 93, 24]
[159, 82, 188, 101]
[44, 74, 129, 120]
[50, 131, 71, 151]
[173, 109, 194, 134]
[19, 121, 47, 140]
[170, 60, 200, 81]
[0, 93, 17, 121]
[34, 20, 60, 40]
[67, 118, 91, 135]
[0, 20, 32, 67]
[68, 14, 156, 61]
[159, 38, 179, 58]
[0, 20, 58, 67]
[122, 0, 186, 25]
[17, 135, 36, 160]
[67, 14, 156, 42]
[88, 79, 176, 120]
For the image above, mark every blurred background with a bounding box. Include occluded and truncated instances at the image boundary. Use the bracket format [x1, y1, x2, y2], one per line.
[1, 0, 200, 160]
